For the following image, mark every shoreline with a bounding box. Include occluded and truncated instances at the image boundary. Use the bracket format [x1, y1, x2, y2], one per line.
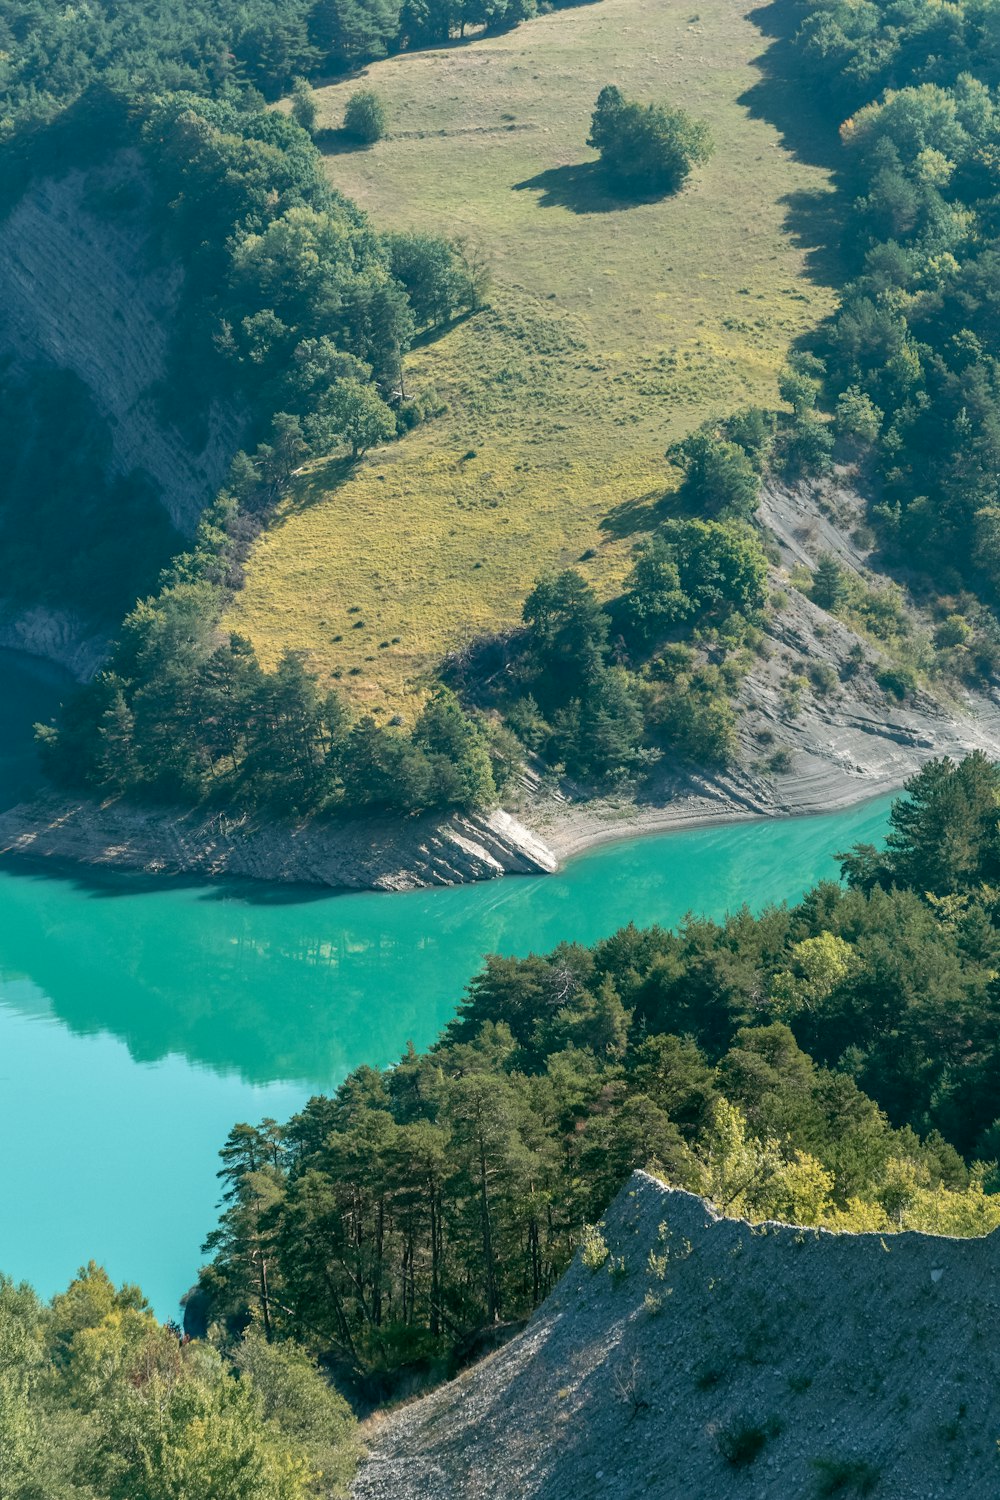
[0, 769, 902, 895]
[536, 775, 900, 865]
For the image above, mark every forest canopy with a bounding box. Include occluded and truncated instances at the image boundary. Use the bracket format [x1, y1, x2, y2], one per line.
[197, 756, 1000, 1393]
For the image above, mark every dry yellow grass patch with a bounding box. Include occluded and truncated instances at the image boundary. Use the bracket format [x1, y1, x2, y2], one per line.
[229, 0, 835, 715]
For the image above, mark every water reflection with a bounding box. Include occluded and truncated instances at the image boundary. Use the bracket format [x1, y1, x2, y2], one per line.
[0, 794, 894, 1090]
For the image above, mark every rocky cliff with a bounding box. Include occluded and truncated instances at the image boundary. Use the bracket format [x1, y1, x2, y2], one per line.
[354, 1172, 1000, 1499]
[0, 149, 242, 535]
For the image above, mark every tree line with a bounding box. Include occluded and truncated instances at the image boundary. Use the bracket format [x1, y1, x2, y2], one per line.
[786, 0, 1000, 612]
[1, 0, 579, 140]
[196, 755, 1000, 1396]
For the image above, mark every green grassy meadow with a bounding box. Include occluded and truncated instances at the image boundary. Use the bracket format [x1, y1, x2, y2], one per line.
[228, 0, 835, 714]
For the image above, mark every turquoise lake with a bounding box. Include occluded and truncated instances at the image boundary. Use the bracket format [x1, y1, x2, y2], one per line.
[0, 650, 894, 1313]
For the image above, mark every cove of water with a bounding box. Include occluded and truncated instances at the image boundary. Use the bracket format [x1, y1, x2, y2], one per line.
[0, 653, 894, 1314]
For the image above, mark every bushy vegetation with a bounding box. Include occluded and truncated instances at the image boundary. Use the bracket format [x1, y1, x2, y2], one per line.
[588, 84, 714, 196]
[227, 0, 833, 709]
[0, 1263, 357, 1498]
[788, 0, 1000, 608]
[0, 0, 553, 140]
[196, 755, 1000, 1388]
[342, 89, 387, 144]
[442, 412, 774, 789]
[32, 88, 505, 807]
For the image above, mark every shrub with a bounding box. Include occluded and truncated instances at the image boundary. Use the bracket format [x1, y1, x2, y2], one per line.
[715, 1419, 771, 1468]
[876, 664, 918, 700]
[290, 77, 318, 135]
[580, 1224, 610, 1270]
[344, 89, 387, 144]
[808, 661, 838, 695]
[811, 1456, 880, 1495]
[588, 84, 714, 195]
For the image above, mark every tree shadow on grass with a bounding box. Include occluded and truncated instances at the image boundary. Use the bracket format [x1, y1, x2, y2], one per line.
[315, 127, 371, 156]
[513, 161, 655, 215]
[739, 0, 852, 283]
[738, 0, 842, 171]
[599, 489, 670, 541]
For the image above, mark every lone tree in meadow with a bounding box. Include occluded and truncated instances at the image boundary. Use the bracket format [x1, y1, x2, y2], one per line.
[588, 84, 714, 195]
[343, 88, 387, 144]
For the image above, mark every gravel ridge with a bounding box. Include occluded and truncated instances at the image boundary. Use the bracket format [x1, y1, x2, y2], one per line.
[353, 1172, 1000, 1499]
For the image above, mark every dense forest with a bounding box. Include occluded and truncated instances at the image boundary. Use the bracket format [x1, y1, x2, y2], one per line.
[0, 1262, 358, 1499]
[789, 0, 1000, 601]
[0, 0, 553, 139]
[196, 755, 1000, 1395]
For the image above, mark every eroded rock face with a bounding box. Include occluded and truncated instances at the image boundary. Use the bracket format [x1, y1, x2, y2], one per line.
[0, 796, 559, 888]
[354, 1172, 1000, 1500]
[0, 149, 242, 534]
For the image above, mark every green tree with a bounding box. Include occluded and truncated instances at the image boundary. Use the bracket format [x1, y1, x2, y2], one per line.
[620, 534, 692, 647]
[290, 77, 318, 135]
[588, 85, 714, 195]
[343, 89, 387, 144]
[811, 553, 848, 611]
[667, 431, 760, 519]
[318, 378, 396, 458]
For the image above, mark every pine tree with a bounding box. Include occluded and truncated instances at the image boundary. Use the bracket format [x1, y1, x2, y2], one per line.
[812, 552, 847, 611]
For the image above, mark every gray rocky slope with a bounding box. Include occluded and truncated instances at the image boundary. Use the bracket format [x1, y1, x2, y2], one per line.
[354, 1172, 1000, 1499]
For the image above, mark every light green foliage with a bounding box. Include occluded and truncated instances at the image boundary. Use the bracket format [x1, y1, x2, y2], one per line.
[580, 1225, 611, 1271]
[314, 379, 397, 458]
[231, 1334, 358, 1496]
[0, 1263, 355, 1500]
[834, 385, 883, 444]
[770, 933, 855, 1019]
[343, 90, 387, 144]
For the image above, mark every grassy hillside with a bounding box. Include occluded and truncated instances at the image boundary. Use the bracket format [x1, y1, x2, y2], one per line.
[228, 0, 835, 715]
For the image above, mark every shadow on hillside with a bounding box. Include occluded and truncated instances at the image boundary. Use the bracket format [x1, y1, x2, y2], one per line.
[513, 161, 638, 214]
[739, 0, 841, 170]
[740, 0, 850, 283]
[599, 490, 669, 541]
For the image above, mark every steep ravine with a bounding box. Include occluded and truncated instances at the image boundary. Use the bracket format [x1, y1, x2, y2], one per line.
[353, 1172, 1000, 1499]
[0, 150, 243, 536]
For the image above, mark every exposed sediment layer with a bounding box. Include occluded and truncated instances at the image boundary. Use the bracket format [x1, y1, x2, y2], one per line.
[353, 1171, 1000, 1499]
[0, 151, 242, 533]
[0, 796, 557, 890]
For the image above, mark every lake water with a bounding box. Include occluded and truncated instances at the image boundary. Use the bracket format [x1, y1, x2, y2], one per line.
[0, 651, 894, 1313]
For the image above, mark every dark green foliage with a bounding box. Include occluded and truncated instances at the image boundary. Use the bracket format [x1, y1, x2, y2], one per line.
[45, 595, 498, 815]
[812, 1456, 881, 1496]
[0, 0, 547, 136]
[198, 762, 1000, 1386]
[343, 89, 387, 143]
[715, 1419, 771, 1468]
[496, 520, 764, 786]
[812, 554, 848, 612]
[387, 233, 487, 328]
[668, 430, 762, 519]
[788, 0, 1000, 604]
[587, 84, 714, 196]
[620, 535, 692, 647]
[841, 752, 1000, 895]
